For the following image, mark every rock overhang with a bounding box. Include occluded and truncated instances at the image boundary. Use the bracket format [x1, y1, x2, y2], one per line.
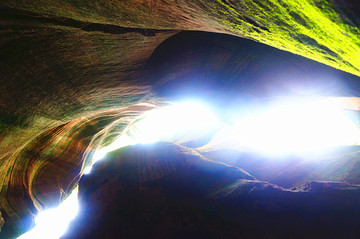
[1, 0, 360, 237]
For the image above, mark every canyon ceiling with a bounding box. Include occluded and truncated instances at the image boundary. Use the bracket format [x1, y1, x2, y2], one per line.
[1, 0, 360, 238]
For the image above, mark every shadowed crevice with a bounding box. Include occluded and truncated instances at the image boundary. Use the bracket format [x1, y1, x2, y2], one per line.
[0, 7, 175, 36]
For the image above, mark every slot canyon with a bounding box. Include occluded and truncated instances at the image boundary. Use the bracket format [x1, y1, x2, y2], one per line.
[1, 0, 360, 238]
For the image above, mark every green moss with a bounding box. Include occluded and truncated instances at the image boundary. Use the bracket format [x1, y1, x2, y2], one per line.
[205, 0, 360, 76]
[1, 0, 359, 75]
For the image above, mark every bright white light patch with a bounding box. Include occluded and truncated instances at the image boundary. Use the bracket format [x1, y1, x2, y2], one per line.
[84, 102, 219, 174]
[224, 99, 360, 154]
[128, 102, 220, 144]
[83, 134, 136, 174]
[18, 188, 79, 239]
[18, 99, 360, 239]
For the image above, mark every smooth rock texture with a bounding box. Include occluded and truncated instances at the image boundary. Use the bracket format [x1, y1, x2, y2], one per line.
[63, 143, 360, 239]
[0, 103, 158, 237]
[148, 31, 360, 116]
[1, 0, 360, 237]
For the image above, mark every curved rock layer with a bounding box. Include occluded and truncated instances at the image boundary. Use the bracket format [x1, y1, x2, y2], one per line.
[1, 0, 360, 237]
[0, 8, 174, 158]
[148, 31, 360, 112]
[2, 0, 360, 75]
[0, 103, 158, 237]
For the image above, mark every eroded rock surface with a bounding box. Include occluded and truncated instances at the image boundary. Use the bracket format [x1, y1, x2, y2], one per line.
[63, 143, 360, 239]
[1, 0, 360, 237]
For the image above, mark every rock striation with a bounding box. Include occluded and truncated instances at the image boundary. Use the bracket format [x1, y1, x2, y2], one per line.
[1, 0, 360, 237]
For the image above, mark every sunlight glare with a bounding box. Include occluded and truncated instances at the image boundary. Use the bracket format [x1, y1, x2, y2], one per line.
[223, 99, 360, 154]
[83, 134, 136, 174]
[83, 102, 219, 174]
[18, 99, 360, 239]
[17, 188, 79, 239]
[128, 102, 220, 144]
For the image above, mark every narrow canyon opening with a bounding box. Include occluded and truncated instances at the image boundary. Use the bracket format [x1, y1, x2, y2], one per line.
[2, 2, 360, 238]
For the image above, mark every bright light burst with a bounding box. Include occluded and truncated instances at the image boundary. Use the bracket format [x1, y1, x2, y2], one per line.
[127, 101, 220, 144]
[216, 98, 360, 155]
[18, 101, 219, 239]
[83, 101, 220, 174]
[17, 188, 79, 239]
[17, 98, 360, 239]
